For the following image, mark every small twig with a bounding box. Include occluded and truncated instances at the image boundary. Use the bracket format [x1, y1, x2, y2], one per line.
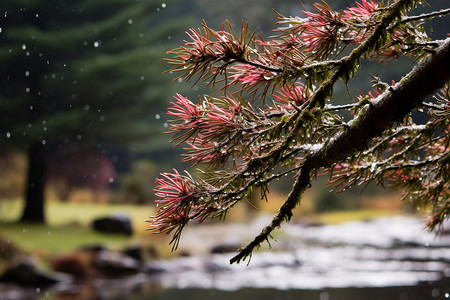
[323, 103, 357, 111]
[422, 101, 445, 110]
[383, 154, 446, 172]
[401, 8, 450, 23]
[236, 58, 283, 73]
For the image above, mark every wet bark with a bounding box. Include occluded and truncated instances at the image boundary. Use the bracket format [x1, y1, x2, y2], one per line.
[312, 38, 450, 168]
[20, 141, 47, 223]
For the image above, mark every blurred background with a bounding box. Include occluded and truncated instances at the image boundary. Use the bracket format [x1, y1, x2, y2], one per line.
[0, 0, 449, 299]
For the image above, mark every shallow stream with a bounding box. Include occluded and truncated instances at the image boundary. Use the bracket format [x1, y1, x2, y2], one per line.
[2, 215, 450, 299]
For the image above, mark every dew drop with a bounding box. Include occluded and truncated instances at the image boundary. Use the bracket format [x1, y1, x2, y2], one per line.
[431, 289, 440, 297]
[320, 292, 330, 300]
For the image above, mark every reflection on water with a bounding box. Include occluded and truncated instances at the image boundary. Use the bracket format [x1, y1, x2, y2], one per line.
[113, 282, 450, 300]
[1, 216, 450, 300]
[2, 278, 449, 300]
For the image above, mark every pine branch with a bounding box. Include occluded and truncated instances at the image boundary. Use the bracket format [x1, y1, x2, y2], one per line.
[230, 160, 315, 264]
[313, 38, 450, 168]
[230, 37, 450, 264]
[155, 0, 450, 264]
[229, 0, 422, 264]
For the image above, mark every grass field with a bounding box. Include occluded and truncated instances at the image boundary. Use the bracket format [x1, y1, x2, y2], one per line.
[0, 199, 157, 256]
[0, 199, 154, 228]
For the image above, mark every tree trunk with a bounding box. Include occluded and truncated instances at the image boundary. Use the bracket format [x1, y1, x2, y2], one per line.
[20, 141, 47, 223]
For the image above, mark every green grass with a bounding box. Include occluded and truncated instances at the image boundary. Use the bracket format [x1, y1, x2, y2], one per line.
[0, 222, 131, 255]
[312, 209, 403, 224]
[0, 199, 156, 255]
[0, 199, 154, 229]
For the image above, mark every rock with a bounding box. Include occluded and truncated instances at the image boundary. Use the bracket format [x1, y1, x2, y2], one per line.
[0, 236, 23, 260]
[122, 246, 142, 261]
[210, 242, 241, 254]
[204, 260, 231, 273]
[77, 244, 108, 252]
[0, 259, 69, 287]
[92, 214, 133, 236]
[142, 261, 171, 274]
[51, 253, 91, 280]
[391, 238, 422, 248]
[94, 250, 141, 277]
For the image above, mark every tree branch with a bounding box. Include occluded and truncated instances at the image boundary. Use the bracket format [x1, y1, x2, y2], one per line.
[230, 160, 315, 264]
[229, 0, 423, 264]
[312, 38, 450, 168]
[230, 38, 450, 265]
[401, 8, 450, 23]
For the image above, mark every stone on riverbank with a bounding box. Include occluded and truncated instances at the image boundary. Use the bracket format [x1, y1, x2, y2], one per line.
[92, 214, 133, 236]
[0, 259, 70, 287]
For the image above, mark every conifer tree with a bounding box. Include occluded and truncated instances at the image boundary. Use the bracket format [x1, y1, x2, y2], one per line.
[0, 0, 185, 222]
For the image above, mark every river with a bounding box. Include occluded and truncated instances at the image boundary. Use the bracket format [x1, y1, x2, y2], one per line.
[1, 215, 450, 299]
